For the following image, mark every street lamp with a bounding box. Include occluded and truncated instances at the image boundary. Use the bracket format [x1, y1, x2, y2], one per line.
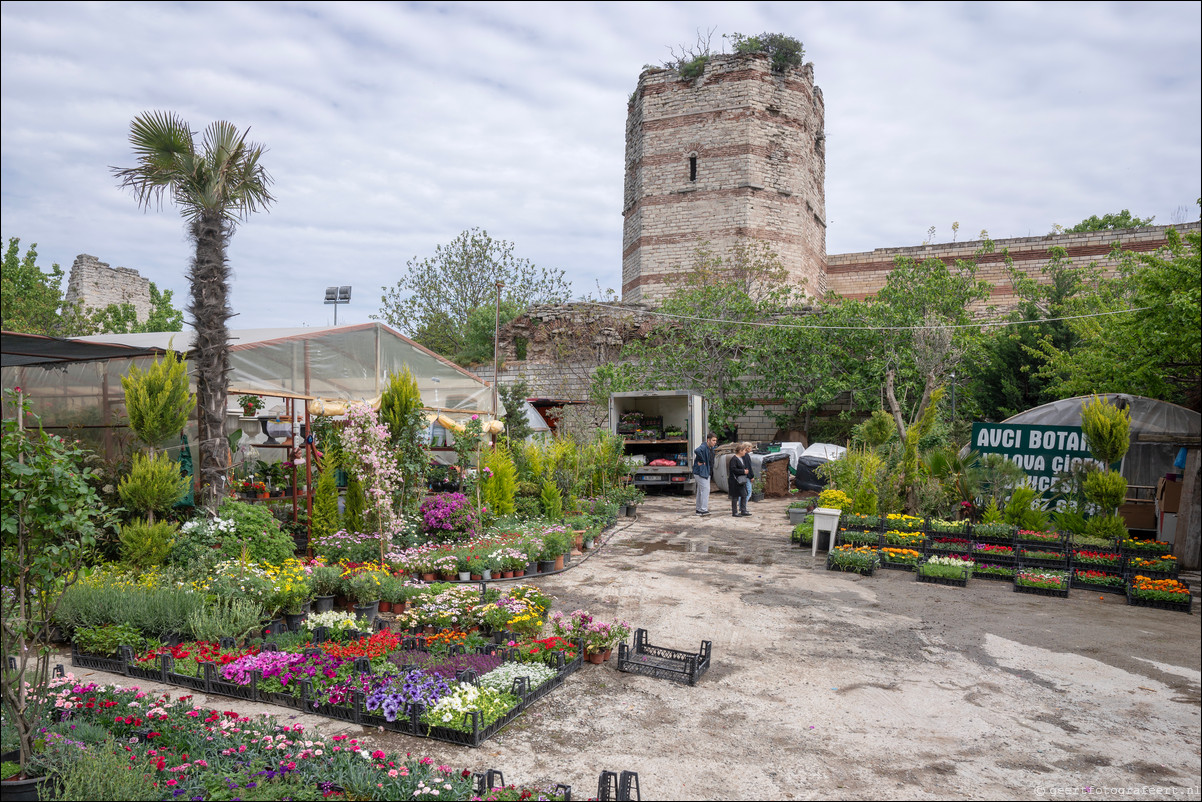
[324, 286, 351, 325]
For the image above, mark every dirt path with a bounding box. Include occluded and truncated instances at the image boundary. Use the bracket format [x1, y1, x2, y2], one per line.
[393, 495, 1201, 801]
[68, 495, 1202, 800]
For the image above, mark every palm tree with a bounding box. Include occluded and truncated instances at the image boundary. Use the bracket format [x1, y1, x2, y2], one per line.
[113, 111, 274, 509]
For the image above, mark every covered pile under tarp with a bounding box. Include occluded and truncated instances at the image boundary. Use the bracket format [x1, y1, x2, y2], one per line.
[1001, 395, 1200, 490]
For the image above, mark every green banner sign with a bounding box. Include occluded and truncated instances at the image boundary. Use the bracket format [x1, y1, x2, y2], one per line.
[971, 422, 1110, 502]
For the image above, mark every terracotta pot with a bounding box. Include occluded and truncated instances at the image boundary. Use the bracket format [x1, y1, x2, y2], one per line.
[257, 492, 269, 499]
[442, 572, 457, 581]
[514, 569, 524, 577]
[586, 651, 605, 665]
[421, 573, 437, 582]
[378, 601, 392, 613]
[502, 570, 514, 579]
[554, 555, 565, 571]
[470, 574, 482, 581]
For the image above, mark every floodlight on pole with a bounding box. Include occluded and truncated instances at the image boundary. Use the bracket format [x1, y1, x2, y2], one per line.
[324, 286, 352, 325]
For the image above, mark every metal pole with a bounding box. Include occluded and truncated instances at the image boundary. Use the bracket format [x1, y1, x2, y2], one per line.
[492, 281, 504, 428]
[951, 372, 957, 420]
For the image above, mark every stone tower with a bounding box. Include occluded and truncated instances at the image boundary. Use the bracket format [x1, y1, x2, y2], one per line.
[64, 254, 153, 321]
[621, 52, 827, 302]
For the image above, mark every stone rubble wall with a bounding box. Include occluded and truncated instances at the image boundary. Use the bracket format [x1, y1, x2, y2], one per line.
[64, 253, 153, 321]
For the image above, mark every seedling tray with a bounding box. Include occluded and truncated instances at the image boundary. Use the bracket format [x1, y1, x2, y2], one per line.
[825, 555, 878, 576]
[70, 647, 127, 675]
[916, 565, 970, 587]
[1071, 577, 1127, 595]
[973, 569, 1016, 582]
[1126, 583, 1193, 614]
[617, 629, 711, 686]
[1013, 582, 1070, 598]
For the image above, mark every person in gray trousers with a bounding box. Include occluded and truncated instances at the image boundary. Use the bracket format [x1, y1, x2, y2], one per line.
[693, 433, 718, 515]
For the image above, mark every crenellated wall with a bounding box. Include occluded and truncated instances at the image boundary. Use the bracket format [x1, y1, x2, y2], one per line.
[64, 253, 152, 321]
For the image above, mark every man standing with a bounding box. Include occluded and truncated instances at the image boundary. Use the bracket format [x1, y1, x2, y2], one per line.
[693, 432, 718, 516]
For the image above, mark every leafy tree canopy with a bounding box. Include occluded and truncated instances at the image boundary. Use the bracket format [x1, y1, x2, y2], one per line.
[2, 236, 184, 336]
[376, 228, 570, 359]
[726, 32, 804, 71]
[1032, 228, 1201, 409]
[1066, 210, 1155, 233]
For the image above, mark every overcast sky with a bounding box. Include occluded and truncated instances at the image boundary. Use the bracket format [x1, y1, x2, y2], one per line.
[2, 1, 1199, 330]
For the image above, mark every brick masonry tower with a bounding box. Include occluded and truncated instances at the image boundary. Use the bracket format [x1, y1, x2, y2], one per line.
[622, 52, 827, 302]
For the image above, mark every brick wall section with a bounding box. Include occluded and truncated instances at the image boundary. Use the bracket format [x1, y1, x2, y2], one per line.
[623, 53, 827, 303]
[826, 222, 1200, 309]
[64, 253, 153, 321]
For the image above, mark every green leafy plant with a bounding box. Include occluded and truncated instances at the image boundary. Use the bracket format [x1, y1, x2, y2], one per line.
[727, 31, 805, 72]
[1083, 470, 1127, 513]
[215, 500, 294, 564]
[120, 349, 194, 451]
[343, 476, 367, 534]
[379, 366, 431, 512]
[310, 461, 341, 540]
[51, 737, 162, 801]
[117, 451, 190, 523]
[1080, 395, 1131, 465]
[309, 565, 343, 598]
[118, 518, 177, 570]
[73, 623, 152, 657]
[539, 479, 563, 520]
[236, 394, 264, 415]
[1085, 514, 1128, 541]
[2, 390, 114, 772]
[186, 595, 263, 642]
[482, 445, 518, 518]
[1003, 486, 1051, 531]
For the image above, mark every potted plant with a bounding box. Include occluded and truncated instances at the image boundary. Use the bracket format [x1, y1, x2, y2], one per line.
[787, 500, 812, 526]
[310, 565, 341, 613]
[749, 475, 766, 502]
[237, 394, 265, 417]
[345, 569, 384, 623]
[583, 618, 632, 663]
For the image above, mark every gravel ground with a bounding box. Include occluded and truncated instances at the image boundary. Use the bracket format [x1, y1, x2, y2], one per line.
[69, 494, 1202, 800]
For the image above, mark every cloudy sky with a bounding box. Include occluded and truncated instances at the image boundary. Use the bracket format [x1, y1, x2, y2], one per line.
[2, 1, 1199, 330]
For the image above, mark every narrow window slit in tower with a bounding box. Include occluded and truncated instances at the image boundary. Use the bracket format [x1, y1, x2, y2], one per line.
[689, 156, 697, 182]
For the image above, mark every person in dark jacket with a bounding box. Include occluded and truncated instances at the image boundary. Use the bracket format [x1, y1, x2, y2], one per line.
[728, 443, 754, 517]
[693, 432, 718, 516]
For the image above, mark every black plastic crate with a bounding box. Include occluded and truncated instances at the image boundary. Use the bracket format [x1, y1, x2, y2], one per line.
[836, 530, 882, 549]
[825, 554, 878, 576]
[208, 678, 258, 701]
[879, 559, 917, 572]
[1069, 554, 1125, 573]
[617, 629, 711, 686]
[1013, 580, 1070, 598]
[1070, 576, 1127, 595]
[1126, 581, 1193, 614]
[165, 671, 208, 692]
[916, 563, 971, 587]
[1016, 552, 1070, 570]
[1014, 531, 1068, 549]
[973, 568, 1017, 582]
[261, 691, 300, 710]
[1125, 564, 1180, 580]
[70, 646, 127, 675]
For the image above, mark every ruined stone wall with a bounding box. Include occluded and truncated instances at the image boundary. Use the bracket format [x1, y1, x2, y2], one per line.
[64, 254, 153, 321]
[623, 53, 827, 303]
[827, 222, 1200, 309]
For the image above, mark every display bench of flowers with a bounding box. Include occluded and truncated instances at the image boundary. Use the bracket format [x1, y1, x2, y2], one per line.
[72, 626, 585, 748]
[878, 547, 921, 571]
[1127, 576, 1193, 614]
[7, 672, 573, 800]
[972, 561, 1016, 582]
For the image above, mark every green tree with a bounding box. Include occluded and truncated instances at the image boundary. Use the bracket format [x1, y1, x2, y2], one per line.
[114, 111, 274, 509]
[85, 282, 184, 333]
[1034, 228, 1201, 409]
[725, 32, 804, 71]
[499, 379, 534, 444]
[376, 228, 570, 359]
[1066, 210, 1155, 233]
[121, 349, 194, 453]
[621, 240, 800, 433]
[310, 456, 341, 541]
[0, 238, 70, 335]
[378, 366, 431, 512]
[454, 300, 524, 367]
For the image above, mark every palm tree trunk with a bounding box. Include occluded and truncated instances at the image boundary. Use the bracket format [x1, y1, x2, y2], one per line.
[189, 212, 233, 510]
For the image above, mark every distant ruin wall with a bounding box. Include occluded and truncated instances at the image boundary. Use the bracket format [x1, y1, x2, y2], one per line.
[826, 222, 1200, 308]
[64, 254, 152, 321]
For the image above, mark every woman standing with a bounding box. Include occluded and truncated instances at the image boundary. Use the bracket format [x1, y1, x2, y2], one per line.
[728, 443, 753, 517]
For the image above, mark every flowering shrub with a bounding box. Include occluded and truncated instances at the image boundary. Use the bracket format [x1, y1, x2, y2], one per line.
[816, 488, 852, 511]
[342, 402, 402, 553]
[420, 493, 480, 542]
[312, 529, 389, 564]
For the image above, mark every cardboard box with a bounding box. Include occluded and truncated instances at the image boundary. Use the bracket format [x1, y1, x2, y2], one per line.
[1155, 477, 1183, 514]
[1119, 500, 1156, 531]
